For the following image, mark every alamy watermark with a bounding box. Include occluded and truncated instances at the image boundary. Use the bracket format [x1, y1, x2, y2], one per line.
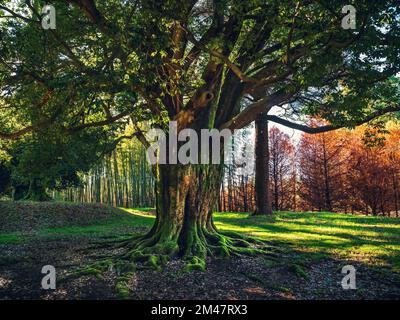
[39, 4, 356, 31]
[342, 5, 357, 30]
[341, 265, 356, 289]
[41, 265, 56, 290]
[41, 5, 56, 30]
[145, 121, 254, 166]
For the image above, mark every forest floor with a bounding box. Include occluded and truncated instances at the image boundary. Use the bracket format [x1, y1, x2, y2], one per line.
[0, 201, 400, 300]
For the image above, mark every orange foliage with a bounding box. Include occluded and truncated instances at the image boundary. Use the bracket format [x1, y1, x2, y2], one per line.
[298, 123, 400, 216]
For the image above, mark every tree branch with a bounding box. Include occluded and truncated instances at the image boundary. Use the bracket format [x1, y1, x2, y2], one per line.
[67, 110, 132, 132]
[219, 90, 294, 130]
[267, 106, 400, 134]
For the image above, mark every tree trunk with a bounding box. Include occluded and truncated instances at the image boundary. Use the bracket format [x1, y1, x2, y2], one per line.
[128, 163, 246, 270]
[12, 185, 29, 201]
[253, 113, 273, 215]
[392, 171, 399, 217]
[322, 135, 333, 212]
[24, 179, 51, 201]
[115, 104, 270, 271]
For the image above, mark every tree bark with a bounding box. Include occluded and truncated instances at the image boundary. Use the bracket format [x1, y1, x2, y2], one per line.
[321, 135, 333, 212]
[392, 171, 399, 217]
[253, 113, 273, 215]
[128, 163, 239, 270]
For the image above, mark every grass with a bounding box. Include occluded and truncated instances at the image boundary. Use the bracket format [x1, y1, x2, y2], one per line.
[214, 211, 400, 272]
[0, 233, 25, 244]
[0, 201, 154, 243]
[0, 201, 399, 272]
[41, 211, 152, 238]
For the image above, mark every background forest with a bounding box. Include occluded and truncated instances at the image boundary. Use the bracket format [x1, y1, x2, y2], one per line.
[5, 121, 395, 217]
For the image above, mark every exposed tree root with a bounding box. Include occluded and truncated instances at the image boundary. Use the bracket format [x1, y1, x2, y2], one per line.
[68, 230, 280, 298]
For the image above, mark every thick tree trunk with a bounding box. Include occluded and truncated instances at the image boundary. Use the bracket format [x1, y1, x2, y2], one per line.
[253, 113, 273, 215]
[12, 185, 29, 201]
[128, 163, 238, 270]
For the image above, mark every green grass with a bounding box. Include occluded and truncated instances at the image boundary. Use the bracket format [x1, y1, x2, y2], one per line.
[1, 201, 399, 272]
[214, 211, 400, 272]
[41, 211, 153, 238]
[0, 233, 25, 244]
[0, 201, 155, 243]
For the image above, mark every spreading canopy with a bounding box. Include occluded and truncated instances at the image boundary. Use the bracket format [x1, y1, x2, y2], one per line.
[0, 0, 399, 142]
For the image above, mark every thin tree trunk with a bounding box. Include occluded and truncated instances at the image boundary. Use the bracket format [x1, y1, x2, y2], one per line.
[322, 135, 332, 212]
[392, 171, 399, 217]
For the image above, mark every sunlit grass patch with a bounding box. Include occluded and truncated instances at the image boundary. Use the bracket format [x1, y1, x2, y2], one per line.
[40, 211, 154, 238]
[213, 211, 400, 272]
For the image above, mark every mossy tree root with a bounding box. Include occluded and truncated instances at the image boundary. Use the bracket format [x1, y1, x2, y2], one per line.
[70, 228, 276, 298]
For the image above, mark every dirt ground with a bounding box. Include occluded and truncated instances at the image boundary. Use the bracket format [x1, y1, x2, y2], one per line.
[1, 237, 399, 300]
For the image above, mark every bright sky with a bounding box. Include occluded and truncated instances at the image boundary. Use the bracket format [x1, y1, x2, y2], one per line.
[243, 106, 302, 147]
[269, 106, 302, 142]
[228, 106, 304, 177]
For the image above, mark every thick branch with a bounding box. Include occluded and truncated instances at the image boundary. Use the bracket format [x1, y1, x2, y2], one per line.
[0, 122, 49, 140]
[0, 5, 37, 23]
[0, 104, 63, 140]
[267, 106, 400, 134]
[220, 91, 294, 130]
[67, 0, 115, 36]
[68, 110, 131, 132]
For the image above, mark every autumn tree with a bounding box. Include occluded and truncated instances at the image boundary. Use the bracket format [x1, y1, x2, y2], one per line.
[385, 126, 400, 216]
[348, 144, 390, 215]
[269, 126, 295, 211]
[298, 129, 349, 212]
[347, 125, 400, 216]
[1, 1, 400, 270]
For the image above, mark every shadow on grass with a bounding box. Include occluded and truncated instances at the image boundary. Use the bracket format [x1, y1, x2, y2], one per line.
[214, 212, 400, 271]
[0, 204, 155, 244]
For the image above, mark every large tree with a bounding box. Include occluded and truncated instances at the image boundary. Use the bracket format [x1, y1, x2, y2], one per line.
[1, 0, 400, 269]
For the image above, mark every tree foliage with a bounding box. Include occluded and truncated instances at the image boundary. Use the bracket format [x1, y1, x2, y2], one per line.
[0, 0, 399, 140]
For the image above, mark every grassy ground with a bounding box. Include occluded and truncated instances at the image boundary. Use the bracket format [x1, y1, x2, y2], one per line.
[215, 212, 400, 273]
[0, 201, 399, 299]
